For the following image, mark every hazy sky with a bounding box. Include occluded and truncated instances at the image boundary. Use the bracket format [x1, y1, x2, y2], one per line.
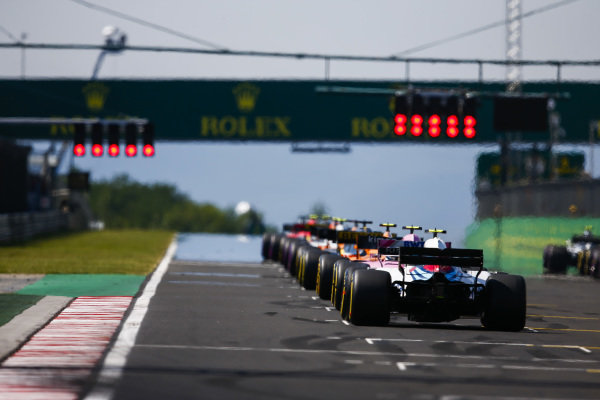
[2, 0, 599, 244]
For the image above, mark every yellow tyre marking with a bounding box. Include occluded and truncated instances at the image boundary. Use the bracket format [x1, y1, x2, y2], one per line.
[527, 314, 599, 320]
[529, 327, 600, 333]
[348, 277, 355, 321]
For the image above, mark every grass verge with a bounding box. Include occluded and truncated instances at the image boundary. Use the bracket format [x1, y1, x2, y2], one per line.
[0, 230, 175, 274]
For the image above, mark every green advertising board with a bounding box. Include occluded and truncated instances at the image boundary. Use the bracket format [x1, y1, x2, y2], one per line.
[0, 79, 599, 143]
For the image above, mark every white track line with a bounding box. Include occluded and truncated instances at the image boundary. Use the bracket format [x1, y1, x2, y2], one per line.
[85, 240, 177, 400]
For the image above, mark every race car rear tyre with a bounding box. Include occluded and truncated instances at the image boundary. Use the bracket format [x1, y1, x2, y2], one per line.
[316, 253, 343, 300]
[348, 269, 391, 326]
[543, 245, 568, 274]
[261, 233, 273, 260]
[299, 248, 323, 290]
[332, 259, 352, 310]
[341, 263, 368, 320]
[286, 240, 305, 276]
[269, 233, 284, 262]
[590, 247, 600, 279]
[295, 246, 311, 284]
[481, 274, 526, 332]
[279, 237, 291, 265]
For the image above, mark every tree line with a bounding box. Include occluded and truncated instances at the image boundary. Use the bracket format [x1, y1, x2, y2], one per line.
[89, 174, 271, 234]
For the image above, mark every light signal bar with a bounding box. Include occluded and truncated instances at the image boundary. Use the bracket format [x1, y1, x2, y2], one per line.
[447, 115, 459, 138]
[91, 123, 103, 157]
[392, 113, 477, 139]
[108, 124, 120, 157]
[73, 123, 85, 157]
[410, 114, 423, 136]
[142, 123, 155, 157]
[394, 114, 407, 136]
[125, 123, 138, 157]
[428, 114, 441, 137]
[464, 115, 477, 139]
[393, 90, 479, 140]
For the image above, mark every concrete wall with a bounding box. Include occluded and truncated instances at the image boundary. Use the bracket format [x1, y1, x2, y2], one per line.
[476, 179, 600, 219]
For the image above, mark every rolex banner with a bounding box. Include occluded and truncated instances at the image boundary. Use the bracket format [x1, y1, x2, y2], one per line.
[0, 79, 598, 143]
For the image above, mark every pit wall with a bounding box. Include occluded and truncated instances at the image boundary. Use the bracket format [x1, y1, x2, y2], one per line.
[464, 217, 600, 276]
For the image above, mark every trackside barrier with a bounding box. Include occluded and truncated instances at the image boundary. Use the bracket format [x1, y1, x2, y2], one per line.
[0, 210, 68, 243]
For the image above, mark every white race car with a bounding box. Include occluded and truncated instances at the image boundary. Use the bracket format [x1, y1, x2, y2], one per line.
[343, 229, 527, 331]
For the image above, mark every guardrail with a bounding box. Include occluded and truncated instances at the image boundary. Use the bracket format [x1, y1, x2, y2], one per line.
[0, 210, 68, 243]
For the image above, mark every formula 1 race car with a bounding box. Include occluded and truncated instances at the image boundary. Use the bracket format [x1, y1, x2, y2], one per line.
[320, 224, 397, 308]
[331, 224, 422, 312]
[342, 229, 527, 331]
[543, 226, 600, 278]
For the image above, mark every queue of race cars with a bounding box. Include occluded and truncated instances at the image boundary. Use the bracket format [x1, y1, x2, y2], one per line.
[261, 216, 527, 332]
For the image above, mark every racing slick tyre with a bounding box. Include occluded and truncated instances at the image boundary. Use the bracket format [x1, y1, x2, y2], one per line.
[348, 269, 391, 326]
[279, 237, 291, 265]
[543, 245, 568, 274]
[286, 239, 305, 276]
[316, 253, 343, 300]
[332, 259, 352, 310]
[269, 233, 284, 263]
[295, 246, 310, 284]
[341, 263, 368, 320]
[261, 233, 273, 260]
[298, 248, 323, 290]
[481, 273, 526, 332]
[590, 247, 600, 279]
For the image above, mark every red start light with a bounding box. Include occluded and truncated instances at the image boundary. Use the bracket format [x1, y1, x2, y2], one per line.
[394, 125, 407, 135]
[125, 144, 137, 157]
[428, 114, 441, 137]
[411, 114, 423, 125]
[410, 114, 424, 136]
[394, 113, 407, 136]
[447, 115, 459, 138]
[73, 144, 85, 157]
[429, 126, 441, 137]
[143, 144, 155, 157]
[91, 144, 103, 157]
[395, 114, 407, 124]
[464, 115, 477, 139]
[428, 114, 441, 125]
[108, 144, 120, 157]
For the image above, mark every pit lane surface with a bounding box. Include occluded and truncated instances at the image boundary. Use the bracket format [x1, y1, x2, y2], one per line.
[103, 260, 600, 400]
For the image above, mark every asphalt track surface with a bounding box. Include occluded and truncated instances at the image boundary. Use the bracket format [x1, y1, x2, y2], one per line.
[105, 260, 600, 400]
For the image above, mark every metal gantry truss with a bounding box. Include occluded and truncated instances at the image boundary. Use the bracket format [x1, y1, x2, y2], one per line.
[1, 42, 599, 83]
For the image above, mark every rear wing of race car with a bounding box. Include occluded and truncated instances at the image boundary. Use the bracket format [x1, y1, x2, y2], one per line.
[380, 246, 483, 269]
[383, 246, 485, 289]
[336, 231, 392, 249]
[310, 225, 337, 241]
[283, 223, 310, 233]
